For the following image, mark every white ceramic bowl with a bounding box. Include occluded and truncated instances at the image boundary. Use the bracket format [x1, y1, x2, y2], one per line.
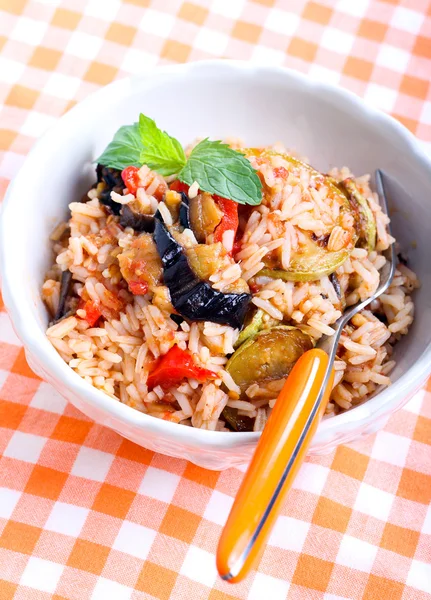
[1, 61, 430, 470]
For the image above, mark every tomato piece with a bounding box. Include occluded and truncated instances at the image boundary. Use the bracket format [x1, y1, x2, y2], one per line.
[78, 299, 102, 327]
[213, 196, 239, 253]
[147, 345, 217, 390]
[129, 280, 149, 295]
[121, 166, 140, 195]
[169, 180, 190, 195]
[273, 166, 288, 179]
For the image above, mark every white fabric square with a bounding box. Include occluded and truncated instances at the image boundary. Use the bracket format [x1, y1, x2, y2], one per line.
[321, 28, 354, 54]
[91, 578, 133, 600]
[45, 502, 89, 537]
[44, 73, 81, 100]
[121, 49, 158, 74]
[11, 17, 47, 46]
[139, 9, 174, 38]
[336, 0, 369, 18]
[249, 572, 290, 600]
[203, 490, 233, 526]
[372, 430, 410, 467]
[194, 28, 228, 55]
[211, 0, 245, 19]
[3, 432, 47, 464]
[65, 31, 103, 60]
[180, 546, 217, 587]
[30, 383, 68, 414]
[113, 520, 156, 560]
[354, 483, 394, 521]
[364, 83, 397, 112]
[406, 560, 431, 593]
[0, 370, 8, 391]
[324, 595, 352, 600]
[71, 446, 114, 482]
[336, 535, 378, 572]
[0, 488, 21, 520]
[0, 313, 21, 345]
[251, 46, 286, 66]
[0, 152, 25, 179]
[422, 503, 431, 535]
[20, 557, 64, 593]
[420, 102, 431, 126]
[309, 65, 341, 85]
[265, 9, 299, 36]
[293, 462, 329, 495]
[391, 7, 424, 34]
[20, 112, 57, 137]
[269, 516, 310, 552]
[376, 45, 410, 73]
[0, 57, 25, 84]
[138, 467, 180, 503]
[84, 0, 121, 21]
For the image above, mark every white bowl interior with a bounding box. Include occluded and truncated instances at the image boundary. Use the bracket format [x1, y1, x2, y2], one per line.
[1, 62, 430, 466]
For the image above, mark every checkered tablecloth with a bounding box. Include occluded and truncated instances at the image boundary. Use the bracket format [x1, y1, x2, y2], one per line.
[1, 0, 431, 598]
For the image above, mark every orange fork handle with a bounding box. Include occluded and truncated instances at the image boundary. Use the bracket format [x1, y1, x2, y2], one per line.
[217, 348, 334, 583]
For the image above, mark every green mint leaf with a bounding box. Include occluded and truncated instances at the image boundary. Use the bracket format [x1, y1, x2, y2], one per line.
[178, 139, 262, 205]
[138, 114, 187, 177]
[96, 123, 142, 170]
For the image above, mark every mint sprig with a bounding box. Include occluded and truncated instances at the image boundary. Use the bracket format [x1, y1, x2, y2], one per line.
[96, 114, 262, 205]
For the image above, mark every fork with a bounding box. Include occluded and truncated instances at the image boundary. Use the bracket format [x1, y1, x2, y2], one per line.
[217, 170, 397, 582]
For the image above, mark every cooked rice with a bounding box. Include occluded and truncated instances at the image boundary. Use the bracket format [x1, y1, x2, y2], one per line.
[42, 142, 418, 431]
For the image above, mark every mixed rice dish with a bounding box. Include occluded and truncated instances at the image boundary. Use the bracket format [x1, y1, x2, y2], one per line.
[42, 116, 418, 432]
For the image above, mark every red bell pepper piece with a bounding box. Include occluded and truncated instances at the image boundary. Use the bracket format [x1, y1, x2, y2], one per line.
[121, 166, 140, 195]
[147, 345, 217, 390]
[128, 280, 149, 295]
[213, 196, 239, 253]
[79, 299, 102, 327]
[169, 180, 190, 195]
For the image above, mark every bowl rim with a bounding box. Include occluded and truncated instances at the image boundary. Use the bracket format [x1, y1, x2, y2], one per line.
[1, 59, 430, 449]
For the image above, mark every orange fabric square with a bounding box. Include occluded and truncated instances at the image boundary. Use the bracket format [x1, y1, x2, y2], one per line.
[136, 562, 178, 600]
[397, 469, 431, 504]
[0, 0, 26, 14]
[209, 591, 239, 600]
[24, 465, 68, 500]
[0, 521, 41, 554]
[232, 20, 262, 44]
[312, 497, 352, 533]
[29, 47, 62, 71]
[5, 85, 38, 111]
[92, 483, 135, 519]
[160, 505, 201, 543]
[381, 523, 420, 558]
[400, 75, 429, 100]
[288, 38, 318, 62]
[394, 114, 417, 133]
[0, 36, 6, 53]
[331, 446, 369, 480]
[292, 554, 334, 592]
[363, 574, 404, 600]
[84, 63, 118, 86]
[0, 400, 27, 429]
[161, 40, 191, 63]
[183, 462, 220, 488]
[106, 23, 137, 46]
[252, 0, 275, 4]
[412, 35, 431, 59]
[51, 416, 92, 445]
[343, 57, 373, 81]
[116, 439, 153, 464]
[413, 415, 431, 445]
[0, 130, 17, 152]
[302, 2, 332, 25]
[51, 8, 81, 30]
[178, 2, 208, 25]
[11, 347, 41, 380]
[357, 19, 387, 42]
[123, 0, 151, 5]
[67, 539, 110, 575]
[0, 580, 17, 600]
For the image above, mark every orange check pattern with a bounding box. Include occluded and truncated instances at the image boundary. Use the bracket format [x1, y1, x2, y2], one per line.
[0, 0, 431, 598]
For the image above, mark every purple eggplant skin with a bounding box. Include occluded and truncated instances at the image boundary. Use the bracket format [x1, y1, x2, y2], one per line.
[178, 192, 190, 230]
[96, 164, 125, 215]
[119, 204, 155, 233]
[53, 269, 73, 323]
[153, 218, 251, 329]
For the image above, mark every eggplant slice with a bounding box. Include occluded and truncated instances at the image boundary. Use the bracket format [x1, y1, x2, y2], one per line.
[119, 204, 155, 233]
[52, 269, 73, 324]
[153, 218, 251, 329]
[96, 164, 125, 215]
